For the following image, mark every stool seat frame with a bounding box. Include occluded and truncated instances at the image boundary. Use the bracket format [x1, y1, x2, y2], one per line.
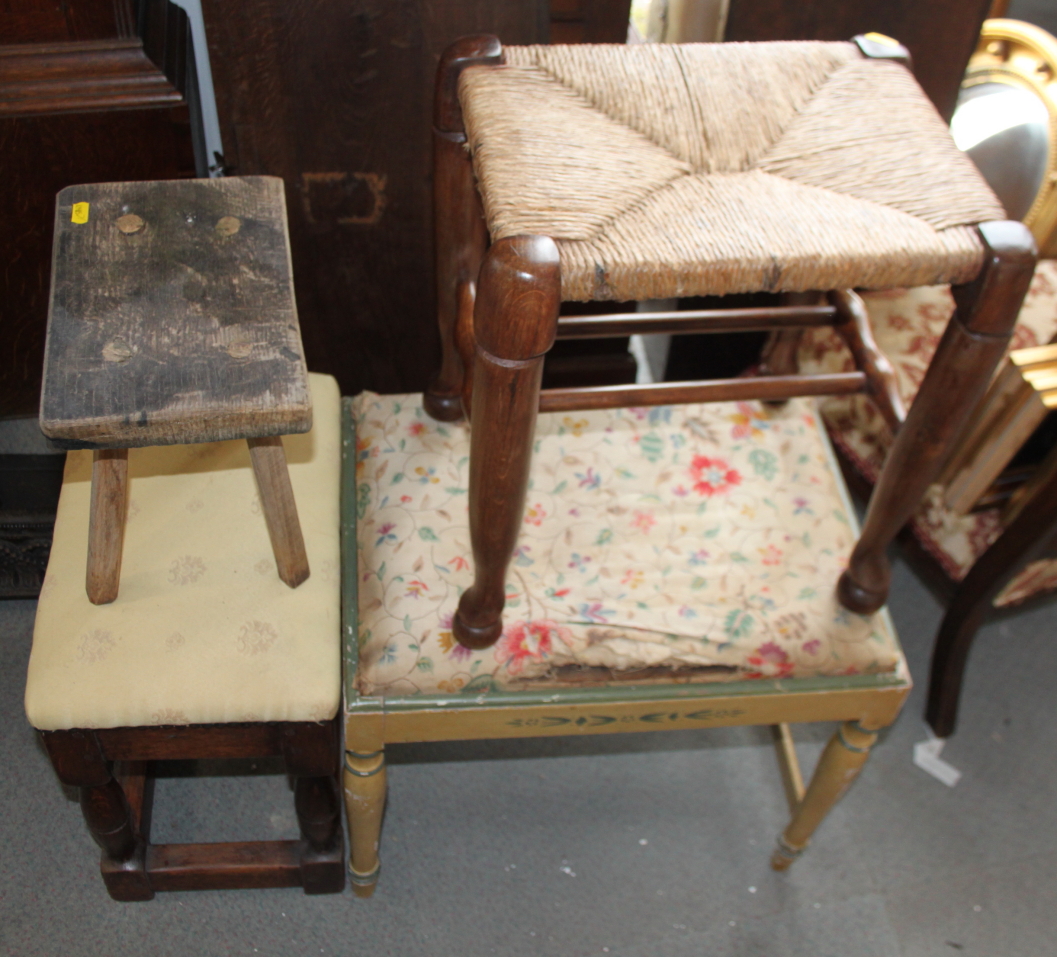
[41, 718, 344, 900]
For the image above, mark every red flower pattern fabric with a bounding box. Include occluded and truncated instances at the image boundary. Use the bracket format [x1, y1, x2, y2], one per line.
[353, 392, 902, 697]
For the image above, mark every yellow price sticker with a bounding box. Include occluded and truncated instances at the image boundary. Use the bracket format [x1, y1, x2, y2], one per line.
[71, 202, 89, 224]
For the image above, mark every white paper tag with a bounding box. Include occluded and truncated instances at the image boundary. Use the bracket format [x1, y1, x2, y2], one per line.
[913, 732, 962, 787]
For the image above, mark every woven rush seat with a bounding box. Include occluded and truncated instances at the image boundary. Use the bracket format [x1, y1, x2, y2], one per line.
[458, 41, 1005, 302]
[352, 391, 901, 697]
[799, 261, 1057, 609]
[26, 374, 342, 731]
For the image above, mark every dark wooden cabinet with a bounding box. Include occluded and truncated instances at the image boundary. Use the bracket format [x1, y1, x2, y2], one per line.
[0, 0, 199, 417]
[1, 0, 199, 596]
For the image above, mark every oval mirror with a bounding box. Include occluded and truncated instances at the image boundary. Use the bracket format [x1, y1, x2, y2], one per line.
[953, 19, 1057, 254]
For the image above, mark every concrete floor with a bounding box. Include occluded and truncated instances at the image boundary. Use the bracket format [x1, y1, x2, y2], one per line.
[2, 549, 1056, 957]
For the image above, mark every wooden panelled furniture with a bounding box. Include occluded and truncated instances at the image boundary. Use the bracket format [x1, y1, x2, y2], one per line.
[341, 35, 1035, 894]
[1, 0, 201, 418]
[0, 0, 200, 598]
[25, 178, 344, 900]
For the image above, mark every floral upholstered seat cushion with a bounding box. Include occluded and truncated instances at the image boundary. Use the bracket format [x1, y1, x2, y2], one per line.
[352, 393, 903, 697]
[25, 374, 342, 732]
[799, 260, 1057, 606]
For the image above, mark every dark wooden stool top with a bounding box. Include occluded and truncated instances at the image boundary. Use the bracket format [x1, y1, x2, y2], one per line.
[39, 176, 312, 603]
[40, 176, 310, 449]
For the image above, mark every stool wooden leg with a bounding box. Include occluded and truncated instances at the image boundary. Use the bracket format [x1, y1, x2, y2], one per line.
[840, 221, 1036, 614]
[295, 775, 345, 894]
[344, 749, 387, 898]
[248, 436, 310, 588]
[42, 730, 153, 900]
[86, 448, 128, 604]
[424, 36, 502, 423]
[771, 721, 879, 871]
[759, 329, 804, 378]
[829, 289, 906, 430]
[453, 236, 561, 649]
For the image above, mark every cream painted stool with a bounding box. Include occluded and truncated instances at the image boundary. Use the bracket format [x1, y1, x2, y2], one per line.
[26, 374, 344, 900]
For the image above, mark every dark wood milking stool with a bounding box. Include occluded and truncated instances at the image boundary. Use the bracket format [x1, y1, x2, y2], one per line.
[39, 176, 312, 604]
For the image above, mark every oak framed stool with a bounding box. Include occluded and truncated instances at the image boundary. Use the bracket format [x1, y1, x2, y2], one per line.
[26, 374, 344, 901]
[40, 176, 312, 605]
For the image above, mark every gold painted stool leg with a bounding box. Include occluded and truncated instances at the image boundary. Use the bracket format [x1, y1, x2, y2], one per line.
[343, 748, 387, 898]
[771, 721, 879, 871]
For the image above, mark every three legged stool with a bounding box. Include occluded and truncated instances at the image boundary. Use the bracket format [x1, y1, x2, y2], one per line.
[39, 176, 312, 604]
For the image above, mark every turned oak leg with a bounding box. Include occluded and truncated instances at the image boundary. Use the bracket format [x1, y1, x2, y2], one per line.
[41, 729, 153, 900]
[455, 280, 477, 419]
[840, 221, 1036, 614]
[86, 448, 128, 604]
[248, 436, 310, 588]
[424, 35, 502, 423]
[759, 330, 805, 377]
[295, 774, 344, 894]
[453, 236, 561, 649]
[829, 289, 906, 431]
[344, 749, 387, 898]
[771, 721, 879, 871]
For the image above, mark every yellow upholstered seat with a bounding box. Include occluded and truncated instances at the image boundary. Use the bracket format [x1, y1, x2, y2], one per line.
[352, 391, 902, 697]
[25, 373, 342, 731]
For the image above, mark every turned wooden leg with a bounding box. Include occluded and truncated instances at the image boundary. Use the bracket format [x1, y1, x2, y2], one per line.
[248, 436, 310, 588]
[344, 749, 387, 898]
[86, 448, 128, 604]
[759, 329, 804, 377]
[41, 730, 153, 900]
[453, 236, 561, 649]
[830, 288, 906, 431]
[771, 724, 805, 813]
[455, 280, 477, 419]
[771, 721, 879, 871]
[295, 774, 345, 894]
[840, 221, 1036, 614]
[424, 35, 502, 423]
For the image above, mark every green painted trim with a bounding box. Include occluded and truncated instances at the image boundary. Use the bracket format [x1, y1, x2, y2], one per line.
[341, 399, 360, 704]
[344, 669, 908, 715]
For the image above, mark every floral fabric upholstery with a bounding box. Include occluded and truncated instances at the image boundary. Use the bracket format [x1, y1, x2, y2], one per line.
[25, 374, 343, 731]
[799, 260, 1057, 606]
[353, 393, 902, 697]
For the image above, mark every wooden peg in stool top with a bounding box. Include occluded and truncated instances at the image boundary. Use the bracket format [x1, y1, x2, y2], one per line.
[39, 175, 312, 450]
